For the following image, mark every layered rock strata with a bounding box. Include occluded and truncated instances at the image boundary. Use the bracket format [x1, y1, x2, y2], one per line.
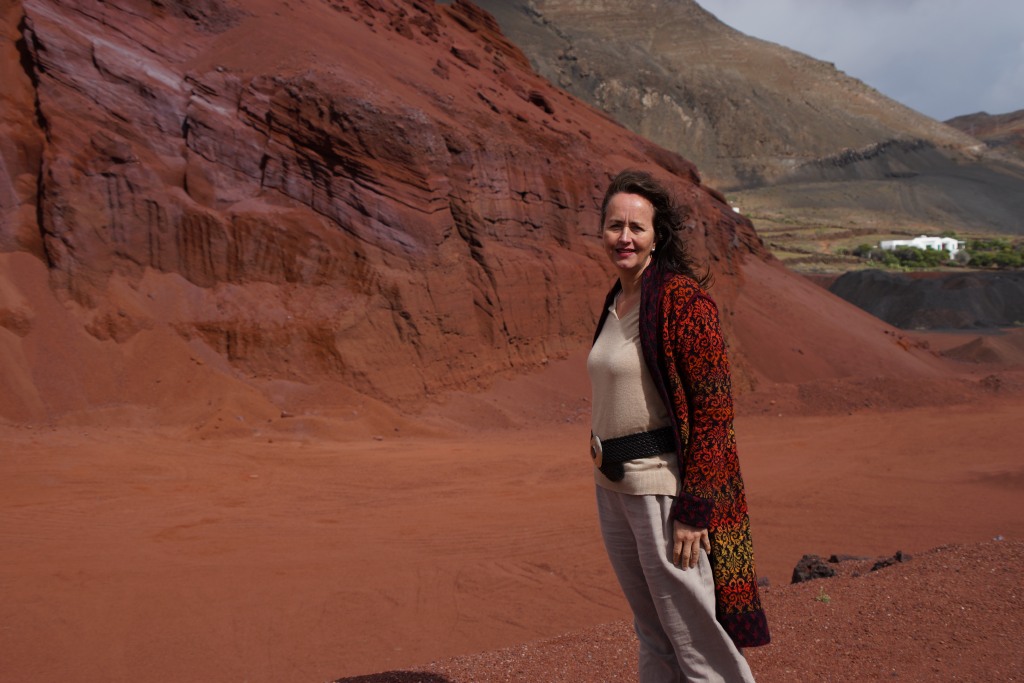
[1, 0, 760, 421]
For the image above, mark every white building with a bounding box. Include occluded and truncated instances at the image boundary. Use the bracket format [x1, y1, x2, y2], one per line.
[879, 235, 966, 259]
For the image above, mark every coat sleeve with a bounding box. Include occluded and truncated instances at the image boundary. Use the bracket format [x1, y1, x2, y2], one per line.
[665, 294, 738, 530]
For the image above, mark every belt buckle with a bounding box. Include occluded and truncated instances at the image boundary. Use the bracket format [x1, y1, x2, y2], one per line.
[590, 433, 603, 468]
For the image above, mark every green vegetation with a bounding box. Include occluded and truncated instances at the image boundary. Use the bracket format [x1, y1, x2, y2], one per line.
[848, 237, 1024, 270]
[815, 586, 831, 604]
[965, 238, 1024, 268]
[853, 244, 952, 269]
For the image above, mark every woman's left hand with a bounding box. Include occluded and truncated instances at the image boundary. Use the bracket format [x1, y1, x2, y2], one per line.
[672, 521, 710, 570]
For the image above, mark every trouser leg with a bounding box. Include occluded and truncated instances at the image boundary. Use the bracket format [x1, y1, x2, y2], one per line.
[597, 486, 682, 683]
[596, 487, 755, 683]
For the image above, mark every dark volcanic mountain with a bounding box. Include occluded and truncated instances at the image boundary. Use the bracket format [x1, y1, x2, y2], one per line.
[475, 0, 1024, 235]
[947, 109, 1024, 164]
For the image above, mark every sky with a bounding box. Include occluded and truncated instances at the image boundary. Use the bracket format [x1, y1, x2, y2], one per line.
[696, 0, 1024, 121]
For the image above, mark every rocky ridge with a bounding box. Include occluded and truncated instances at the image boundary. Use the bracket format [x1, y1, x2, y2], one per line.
[947, 108, 1024, 163]
[475, 0, 1024, 235]
[474, 0, 978, 188]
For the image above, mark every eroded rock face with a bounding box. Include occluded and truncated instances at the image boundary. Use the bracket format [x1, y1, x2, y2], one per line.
[1, 0, 763, 420]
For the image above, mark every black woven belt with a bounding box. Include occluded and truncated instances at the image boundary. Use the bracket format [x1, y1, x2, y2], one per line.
[590, 426, 676, 482]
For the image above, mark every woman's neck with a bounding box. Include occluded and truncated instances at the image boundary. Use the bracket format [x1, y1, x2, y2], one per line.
[618, 277, 641, 298]
[617, 261, 649, 297]
[615, 270, 644, 316]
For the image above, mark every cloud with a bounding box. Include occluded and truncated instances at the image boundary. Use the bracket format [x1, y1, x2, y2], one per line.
[697, 0, 1024, 120]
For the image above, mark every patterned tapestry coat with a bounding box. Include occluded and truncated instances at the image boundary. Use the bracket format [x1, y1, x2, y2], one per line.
[592, 263, 771, 648]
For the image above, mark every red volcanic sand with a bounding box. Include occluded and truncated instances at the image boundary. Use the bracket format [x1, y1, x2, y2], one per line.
[2, 362, 1023, 682]
[373, 540, 1024, 683]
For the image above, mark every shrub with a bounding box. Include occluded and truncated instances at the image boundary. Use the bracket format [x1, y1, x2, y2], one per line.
[891, 246, 949, 268]
[964, 238, 1023, 269]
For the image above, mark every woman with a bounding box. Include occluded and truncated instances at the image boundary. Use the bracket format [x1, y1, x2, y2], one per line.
[588, 170, 769, 682]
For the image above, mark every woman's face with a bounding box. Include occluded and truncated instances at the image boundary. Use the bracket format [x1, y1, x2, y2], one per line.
[602, 192, 656, 277]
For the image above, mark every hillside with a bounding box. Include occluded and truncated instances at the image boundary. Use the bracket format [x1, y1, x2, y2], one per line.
[0, 0, 736, 422]
[947, 108, 1024, 163]
[475, 0, 1024, 236]
[0, 0, 958, 425]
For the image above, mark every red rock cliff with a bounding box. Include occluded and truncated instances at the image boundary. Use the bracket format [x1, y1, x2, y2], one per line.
[1, 0, 764, 422]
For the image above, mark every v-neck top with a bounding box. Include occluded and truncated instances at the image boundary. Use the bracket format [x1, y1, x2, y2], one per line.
[587, 297, 679, 495]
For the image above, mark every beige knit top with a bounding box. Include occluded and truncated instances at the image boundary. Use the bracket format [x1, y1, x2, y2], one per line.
[587, 296, 680, 495]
